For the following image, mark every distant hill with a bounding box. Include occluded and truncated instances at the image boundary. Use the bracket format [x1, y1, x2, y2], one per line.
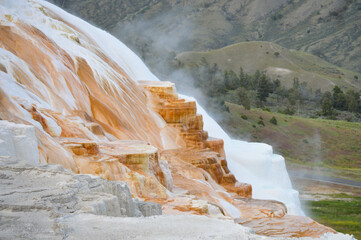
[177, 41, 361, 92]
[49, 0, 361, 74]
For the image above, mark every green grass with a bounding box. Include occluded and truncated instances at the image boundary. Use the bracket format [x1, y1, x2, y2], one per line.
[302, 195, 361, 239]
[177, 41, 361, 91]
[224, 102, 361, 181]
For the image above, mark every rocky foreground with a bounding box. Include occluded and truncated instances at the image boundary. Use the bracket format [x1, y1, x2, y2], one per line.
[0, 159, 354, 240]
[0, 121, 354, 240]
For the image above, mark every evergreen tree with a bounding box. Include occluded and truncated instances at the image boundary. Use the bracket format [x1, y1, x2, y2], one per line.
[345, 90, 360, 113]
[273, 79, 281, 92]
[287, 88, 298, 105]
[322, 92, 334, 116]
[332, 86, 347, 110]
[314, 89, 322, 103]
[257, 74, 270, 102]
[239, 67, 248, 88]
[236, 87, 251, 110]
[224, 70, 240, 90]
[251, 70, 261, 90]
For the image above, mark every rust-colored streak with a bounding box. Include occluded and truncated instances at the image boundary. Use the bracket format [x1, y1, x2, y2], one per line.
[75, 57, 163, 147]
[0, 6, 338, 238]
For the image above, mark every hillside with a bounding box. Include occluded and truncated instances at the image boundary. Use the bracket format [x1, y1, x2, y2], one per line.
[224, 103, 361, 181]
[49, 0, 361, 74]
[177, 41, 361, 92]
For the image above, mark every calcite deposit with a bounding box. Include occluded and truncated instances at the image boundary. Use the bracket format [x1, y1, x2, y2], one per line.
[0, 1, 350, 239]
[140, 80, 252, 199]
[0, 122, 353, 240]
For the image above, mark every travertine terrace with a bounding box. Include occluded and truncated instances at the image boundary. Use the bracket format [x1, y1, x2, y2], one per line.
[139, 80, 252, 198]
[0, 0, 348, 238]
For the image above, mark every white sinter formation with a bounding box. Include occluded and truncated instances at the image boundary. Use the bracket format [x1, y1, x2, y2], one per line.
[0, 0, 302, 215]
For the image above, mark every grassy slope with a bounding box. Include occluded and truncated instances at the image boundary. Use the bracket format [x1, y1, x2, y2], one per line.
[224, 102, 361, 181]
[302, 194, 361, 240]
[177, 41, 361, 91]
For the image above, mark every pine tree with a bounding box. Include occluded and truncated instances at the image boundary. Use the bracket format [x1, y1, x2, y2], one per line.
[257, 74, 270, 102]
[272, 79, 281, 92]
[345, 90, 360, 113]
[322, 92, 334, 116]
[314, 89, 322, 103]
[251, 70, 261, 90]
[239, 67, 247, 88]
[224, 70, 239, 90]
[236, 87, 251, 110]
[332, 86, 347, 110]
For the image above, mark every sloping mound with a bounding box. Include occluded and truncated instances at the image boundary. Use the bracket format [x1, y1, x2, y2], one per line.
[177, 41, 361, 91]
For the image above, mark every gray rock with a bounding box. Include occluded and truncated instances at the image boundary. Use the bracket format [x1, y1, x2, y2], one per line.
[0, 163, 165, 239]
[133, 198, 144, 217]
[0, 164, 136, 217]
[136, 200, 162, 217]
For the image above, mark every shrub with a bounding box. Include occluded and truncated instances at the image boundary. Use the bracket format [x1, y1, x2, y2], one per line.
[274, 52, 280, 57]
[270, 116, 278, 125]
[257, 120, 265, 126]
[329, 11, 339, 17]
[241, 114, 248, 120]
[272, 14, 283, 21]
[282, 106, 295, 115]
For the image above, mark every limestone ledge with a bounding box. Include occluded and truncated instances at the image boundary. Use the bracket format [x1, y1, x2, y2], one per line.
[59, 138, 169, 199]
[0, 163, 162, 215]
[140, 81, 252, 199]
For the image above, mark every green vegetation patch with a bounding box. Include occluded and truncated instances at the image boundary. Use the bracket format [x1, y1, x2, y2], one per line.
[224, 103, 361, 180]
[302, 195, 361, 239]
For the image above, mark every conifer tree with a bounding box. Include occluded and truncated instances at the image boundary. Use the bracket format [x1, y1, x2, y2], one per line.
[257, 74, 270, 102]
[332, 86, 347, 110]
[322, 92, 334, 116]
